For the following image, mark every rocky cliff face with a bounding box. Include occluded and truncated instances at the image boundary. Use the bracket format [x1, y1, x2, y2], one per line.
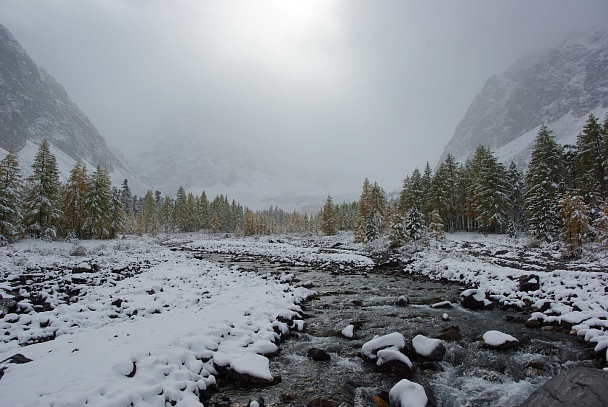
[0, 23, 145, 191]
[441, 28, 608, 166]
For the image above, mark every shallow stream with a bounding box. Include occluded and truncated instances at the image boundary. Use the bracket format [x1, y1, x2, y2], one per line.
[195, 252, 595, 407]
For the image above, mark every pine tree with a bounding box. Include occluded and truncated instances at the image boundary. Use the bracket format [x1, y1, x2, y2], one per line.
[355, 178, 372, 242]
[120, 179, 132, 213]
[84, 165, 112, 239]
[140, 190, 159, 236]
[506, 162, 526, 234]
[428, 210, 445, 241]
[109, 187, 125, 238]
[320, 195, 338, 236]
[389, 211, 406, 248]
[405, 208, 425, 250]
[244, 209, 256, 236]
[593, 199, 608, 249]
[0, 149, 24, 243]
[431, 154, 460, 231]
[62, 161, 88, 239]
[525, 124, 565, 242]
[575, 114, 606, 208]
[23, 140, 62, 240]
[473, 146, 510, 233]
[210, 211, 221, 233]
[160, 195, 174, 233]
[175, 186, 189, 232]
[559, 193, 590, 258]
[124, 207, 136, 235]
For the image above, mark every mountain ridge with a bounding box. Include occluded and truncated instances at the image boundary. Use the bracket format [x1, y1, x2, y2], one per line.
[0, 22, 146, 193]
[440, 28, 608, 166]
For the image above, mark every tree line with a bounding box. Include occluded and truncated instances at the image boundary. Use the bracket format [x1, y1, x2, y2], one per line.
[317, 114, 608, 258]
[2, 113, 608, 257]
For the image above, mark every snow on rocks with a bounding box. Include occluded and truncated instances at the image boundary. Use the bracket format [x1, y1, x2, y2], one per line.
[340, 324, 355, 339]
[412, 335, 446, 361]
[0, 237, 311, 406]
[404, 233, 608, 355]
[389, 379, 428, 407]
[481, 330, 520, 350]
[361, 332, 406, 361]
[176, 235, 374, 270]
[376, 349, 414, 378]
[460, 288, 492, 310]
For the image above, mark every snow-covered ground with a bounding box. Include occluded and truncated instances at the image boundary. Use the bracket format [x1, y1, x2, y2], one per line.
[0, 231, 607, 406]
[0, 236, 314, 406]
[406, 232, 608, 357]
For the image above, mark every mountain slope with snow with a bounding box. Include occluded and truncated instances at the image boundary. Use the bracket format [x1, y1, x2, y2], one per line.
[0, 23, 146, 193]
[440, 28, 608, 166]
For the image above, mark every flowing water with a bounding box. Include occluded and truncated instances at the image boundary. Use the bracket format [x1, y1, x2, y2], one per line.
[194, 252, 596, 407]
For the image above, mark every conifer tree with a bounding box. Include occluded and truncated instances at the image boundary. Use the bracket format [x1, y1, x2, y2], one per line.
[405, 208, 425, 250]
[109, 187, 125, 238]
[389, 211, 406, 248]
[320, 195, 337, 236]
[574, 114, 606, 209]
[593, 199, 608, 249]
[62, 161, 88, 239]
[428, 210, 445, 241]
[472, 146, 510, 233]
[84, 165, 112, 239]
[160, 195, 174, 233]
[124, 207, 136, 235]
[140, 190, 159, 236]
[355, 178, 373, 242]
[120, 179, 132, 213]
[175, 186, 189, 232]
[0, 149, 24, 243]
[525, 124, 565, 242]
[559, 194, 590, 258]
[210, 211, 221, 233]
[431, 154, 460, 231]
[506, 162, 526, 235]
[244, 209, 256, 236]
[23, 140, 62, 240]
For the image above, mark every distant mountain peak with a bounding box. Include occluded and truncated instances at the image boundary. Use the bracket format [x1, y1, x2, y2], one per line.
[441, 27, 608, 167]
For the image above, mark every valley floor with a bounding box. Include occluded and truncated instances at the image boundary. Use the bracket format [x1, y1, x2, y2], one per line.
[0, 232, 606, 406]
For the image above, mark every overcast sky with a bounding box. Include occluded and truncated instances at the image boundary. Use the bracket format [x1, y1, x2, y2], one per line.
[1, 0, 607, 193]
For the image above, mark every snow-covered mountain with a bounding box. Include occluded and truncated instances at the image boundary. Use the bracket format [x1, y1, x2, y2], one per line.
[138, 114, 359, 211]
[0, 23, 146, 193]
[440, 28, 608, 168]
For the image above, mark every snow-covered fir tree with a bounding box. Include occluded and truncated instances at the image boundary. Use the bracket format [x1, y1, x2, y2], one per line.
[84, 165, 112, 239]
[525, 124, 565, 243]
[428, 210, 445, 241]
[405, 208, 425, 250]
[389, 211, 406, 248]
[0, 149, 24, 243]
[23, 140, 62, 240]
[109, 187, 125, 238]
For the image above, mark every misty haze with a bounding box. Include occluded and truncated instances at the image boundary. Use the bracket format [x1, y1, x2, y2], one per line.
[1, 1, 608, 406]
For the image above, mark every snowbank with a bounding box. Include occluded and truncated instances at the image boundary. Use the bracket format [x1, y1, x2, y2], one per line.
[0, 237, 310, 406]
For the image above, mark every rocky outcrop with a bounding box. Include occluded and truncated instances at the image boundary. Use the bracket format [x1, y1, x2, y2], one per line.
[520, 367, 608, 407]
[440, 28, 608, 167]
[0, 23, 145, 191]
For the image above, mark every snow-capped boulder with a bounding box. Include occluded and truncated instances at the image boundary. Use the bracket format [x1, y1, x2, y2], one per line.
[412, 335, 446, 361]
[518, 274, 540, 292]
[228, 353, 278, 385]
[520, 366, 608, 407]
[361, 332, 406, 361]
[340, 324, 355, 339]
[481, 330, 519, 350]
[376, 349, 414, 378]
[460, 289, 492, 309]
[389, 379, 428, 407]
[431, 300, 452, 309]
